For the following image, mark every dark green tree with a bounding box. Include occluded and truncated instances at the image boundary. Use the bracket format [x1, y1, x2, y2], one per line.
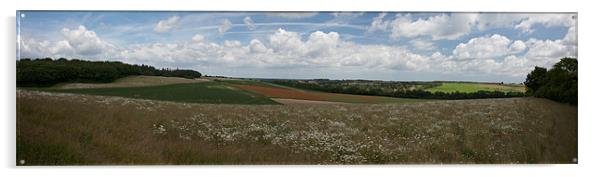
[524, 66, 548, 95]
[524, 57, 577, 105]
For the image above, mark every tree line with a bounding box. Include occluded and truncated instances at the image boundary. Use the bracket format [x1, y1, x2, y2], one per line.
[524, 57, 577, 105]
[17, 58, 202, 87]
[267, 79, 525, 100]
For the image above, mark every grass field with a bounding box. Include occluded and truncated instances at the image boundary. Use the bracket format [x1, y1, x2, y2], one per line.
[45, 82, 278, 105]
[17, 90, 577, 164]
[426, 83, 526, 93]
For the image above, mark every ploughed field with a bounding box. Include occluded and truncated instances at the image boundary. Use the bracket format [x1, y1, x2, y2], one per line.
[17, 88, 577, 164]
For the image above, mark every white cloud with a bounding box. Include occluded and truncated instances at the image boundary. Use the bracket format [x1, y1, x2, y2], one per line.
[243, 16, 255, 30]
[267, 12, 318, 19]
[524, 38, 574, 64]
[305, 31, 340, 57]
[61, 25, 115, 56]
[449, 13, 577, 77]
[372, 13, 576, 41]
[191, 34, 204, 43]
[154, 16, 180, 33]
[119, 43, 189, 64]
[409, 39, 435, 51]
[499, 55, 531, 76]
[389, 13, 478, 40]
[18, 27, 532, 79]
[248, 39, 270, 53]
[474, 13, 577, 33]
[61, 26, 103, 55]
[447, 32, 576, 77]
[563, 25, 577, 45]
[368, 13, 389, 32]
[21, 38, 72, 58]
[562, 26, 578, 57]
[224, 40, 242, 47]
[515, 14, 576, 33]
[475, 13, 526, 31]
[453, 34, 522, 59]
[112, 28, 434, 71]
[218, 19, 232, 34]
[268, 28, 305, 55]
[21, 25, 115, 59]
[509, 40, 527, 53]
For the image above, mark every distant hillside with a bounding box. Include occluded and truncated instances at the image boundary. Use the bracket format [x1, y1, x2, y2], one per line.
[17, 58, 202, 87]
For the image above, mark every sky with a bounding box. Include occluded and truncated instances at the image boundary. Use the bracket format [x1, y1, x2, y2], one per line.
[17, 11, 577, 83]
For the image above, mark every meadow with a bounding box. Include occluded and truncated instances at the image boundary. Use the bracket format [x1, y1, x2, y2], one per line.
[16, 90, 577, 164]
[16, 75, 577, 165]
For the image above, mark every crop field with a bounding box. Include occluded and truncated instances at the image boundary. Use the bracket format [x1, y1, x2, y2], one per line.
[17, 90, 577, 165]
[51, 76, 209, 89]
[44, 82, 278, 105]
[230, 83, 427, 104]
[426, 83, 526, 93]
[214, 78, 290, 88]
[39, 78, 427, 105]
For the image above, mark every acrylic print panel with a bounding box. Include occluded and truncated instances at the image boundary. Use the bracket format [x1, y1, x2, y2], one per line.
[16, 11, 577, 165]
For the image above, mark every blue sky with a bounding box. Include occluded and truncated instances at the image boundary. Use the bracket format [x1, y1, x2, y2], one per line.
[17, 11, 577, 82]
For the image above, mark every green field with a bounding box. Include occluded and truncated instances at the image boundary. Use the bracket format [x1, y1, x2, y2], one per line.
[45, 82, 278, 105]
[426, 83, 525, 93]
[214, 78, 303, 90]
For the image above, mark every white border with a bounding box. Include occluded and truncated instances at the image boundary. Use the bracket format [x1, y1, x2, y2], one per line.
[2, 0, 600, 177]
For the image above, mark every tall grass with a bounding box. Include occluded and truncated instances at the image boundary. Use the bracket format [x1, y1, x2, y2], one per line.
[17, 90, 577, 165]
